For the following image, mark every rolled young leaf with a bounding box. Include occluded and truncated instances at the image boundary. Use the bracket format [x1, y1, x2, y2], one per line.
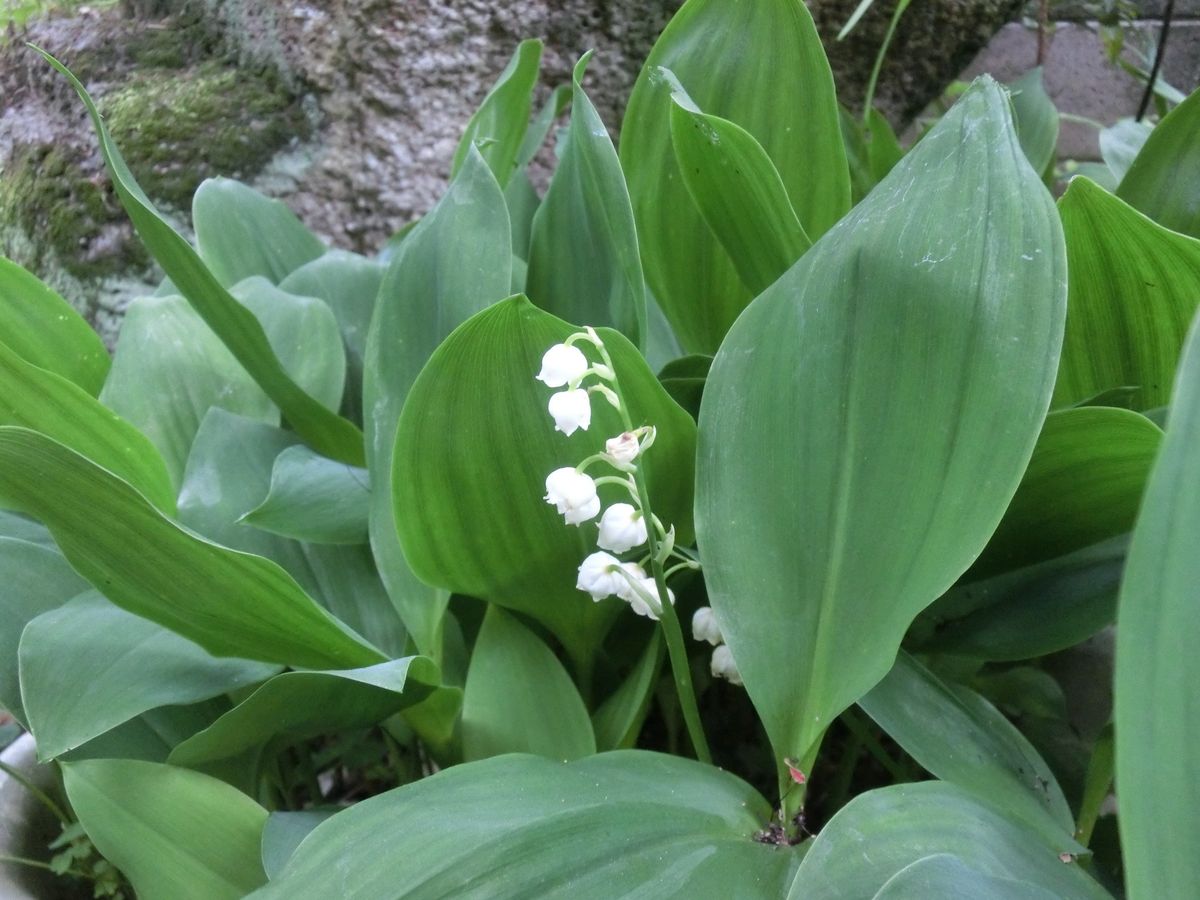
[1054, 177, 1200, 410]
[526, 54, 646, 348]
[0, 427, 385, 669]
[621, 0, 850, 354]
[696, 77, 1066, 767]
[1009, 67, 1059, 177]
[38, 49, 365, 466]
[1113, 312, 1200, 899]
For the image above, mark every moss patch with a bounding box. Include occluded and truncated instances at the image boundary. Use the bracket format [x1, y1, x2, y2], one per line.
[103, 61, 309, 209]
[0, 9, 308, 284]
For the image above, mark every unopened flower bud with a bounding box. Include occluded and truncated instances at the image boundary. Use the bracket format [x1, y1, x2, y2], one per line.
[605, 432, 640, 466]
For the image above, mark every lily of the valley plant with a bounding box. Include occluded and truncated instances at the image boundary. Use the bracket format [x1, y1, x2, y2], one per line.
[0, 0, 1198, 897]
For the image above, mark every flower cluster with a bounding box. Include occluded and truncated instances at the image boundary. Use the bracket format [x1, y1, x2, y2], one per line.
[691, 607, 743, 686]
[536, 329, 682, 620]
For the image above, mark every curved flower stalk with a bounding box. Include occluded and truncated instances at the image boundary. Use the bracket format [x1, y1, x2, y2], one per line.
[536, 328, 711, 764]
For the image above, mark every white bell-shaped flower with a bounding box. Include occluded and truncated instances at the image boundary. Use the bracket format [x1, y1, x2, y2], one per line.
[604, 431, 640, 466]
[548, 389, 592, 436]
[576, 551, 624, 600]
[626, 576, 674, 620]
[710, 644, 743, 686]
[691, 606, 723, 646]
[596, 503, 648, 553]
[544, 467, 600, 525]
[536, 343, 589, 388]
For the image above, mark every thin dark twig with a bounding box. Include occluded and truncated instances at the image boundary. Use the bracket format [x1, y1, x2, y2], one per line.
[1036, 0, 1050, 66]
[1137, 0, 1175, 121]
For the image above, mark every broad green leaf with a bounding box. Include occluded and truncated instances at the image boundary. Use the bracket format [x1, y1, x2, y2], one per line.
[1054, 177, 1200, 410]
[192, 178, 325, 287]
[968, 407, 1161, 579]
[1009, 67, 1059, 176]
[0, 538, 88, 722]
[393, 297, 697, 668]
[261, 810, 337, 880]
[462, 607, 595, 761]
[249, 752, 799, 900]
[169, 657, 438, 767]
[592, 630, 663, 751]
[0, 257, 108, 393]
[917, 534, 1126, 661]
[873, 854, 1059, 900]
[859, 652, 1073, 840]
[231, 277, 346, 414]
[0, 427, 385, 669]
[242, 445, 369, 545]
[61, 703, 236, 765]
[178, 409, 406, 659]
[42, 51, 365, 466]
[0, 337, 175, 512]
[1116, 87, 1200, 238]
[788, 782, 1102, 899]
[669, 88, 811, 297]
[451, 39, 542, 186]
[621, 0, 850, 353]
[1099, 118, 1152, 183]
[64, 759, 268, 900]
[1114, 313, 1200, 899]
[0, 510, 53, 545]
[19, 591, 278, 759]
[279, 250, 384, 420]
[696, 78, 1065, 764]
[517, 82, 571, 169]
[527, 55, 646, 347]
[101, 293, 275, 490]
[364, 146, 512, 658]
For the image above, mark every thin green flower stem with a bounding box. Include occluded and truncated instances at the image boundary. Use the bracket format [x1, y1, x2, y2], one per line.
[593, 338, 712, 765]
[663, 561, 699, 579]
[862, 0, 912, 125]
[0, 759, 71, 825]
[0, 854, 92, 881]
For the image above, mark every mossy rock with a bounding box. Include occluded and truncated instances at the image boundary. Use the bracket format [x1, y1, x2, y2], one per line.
[103, 60, 309, 210]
